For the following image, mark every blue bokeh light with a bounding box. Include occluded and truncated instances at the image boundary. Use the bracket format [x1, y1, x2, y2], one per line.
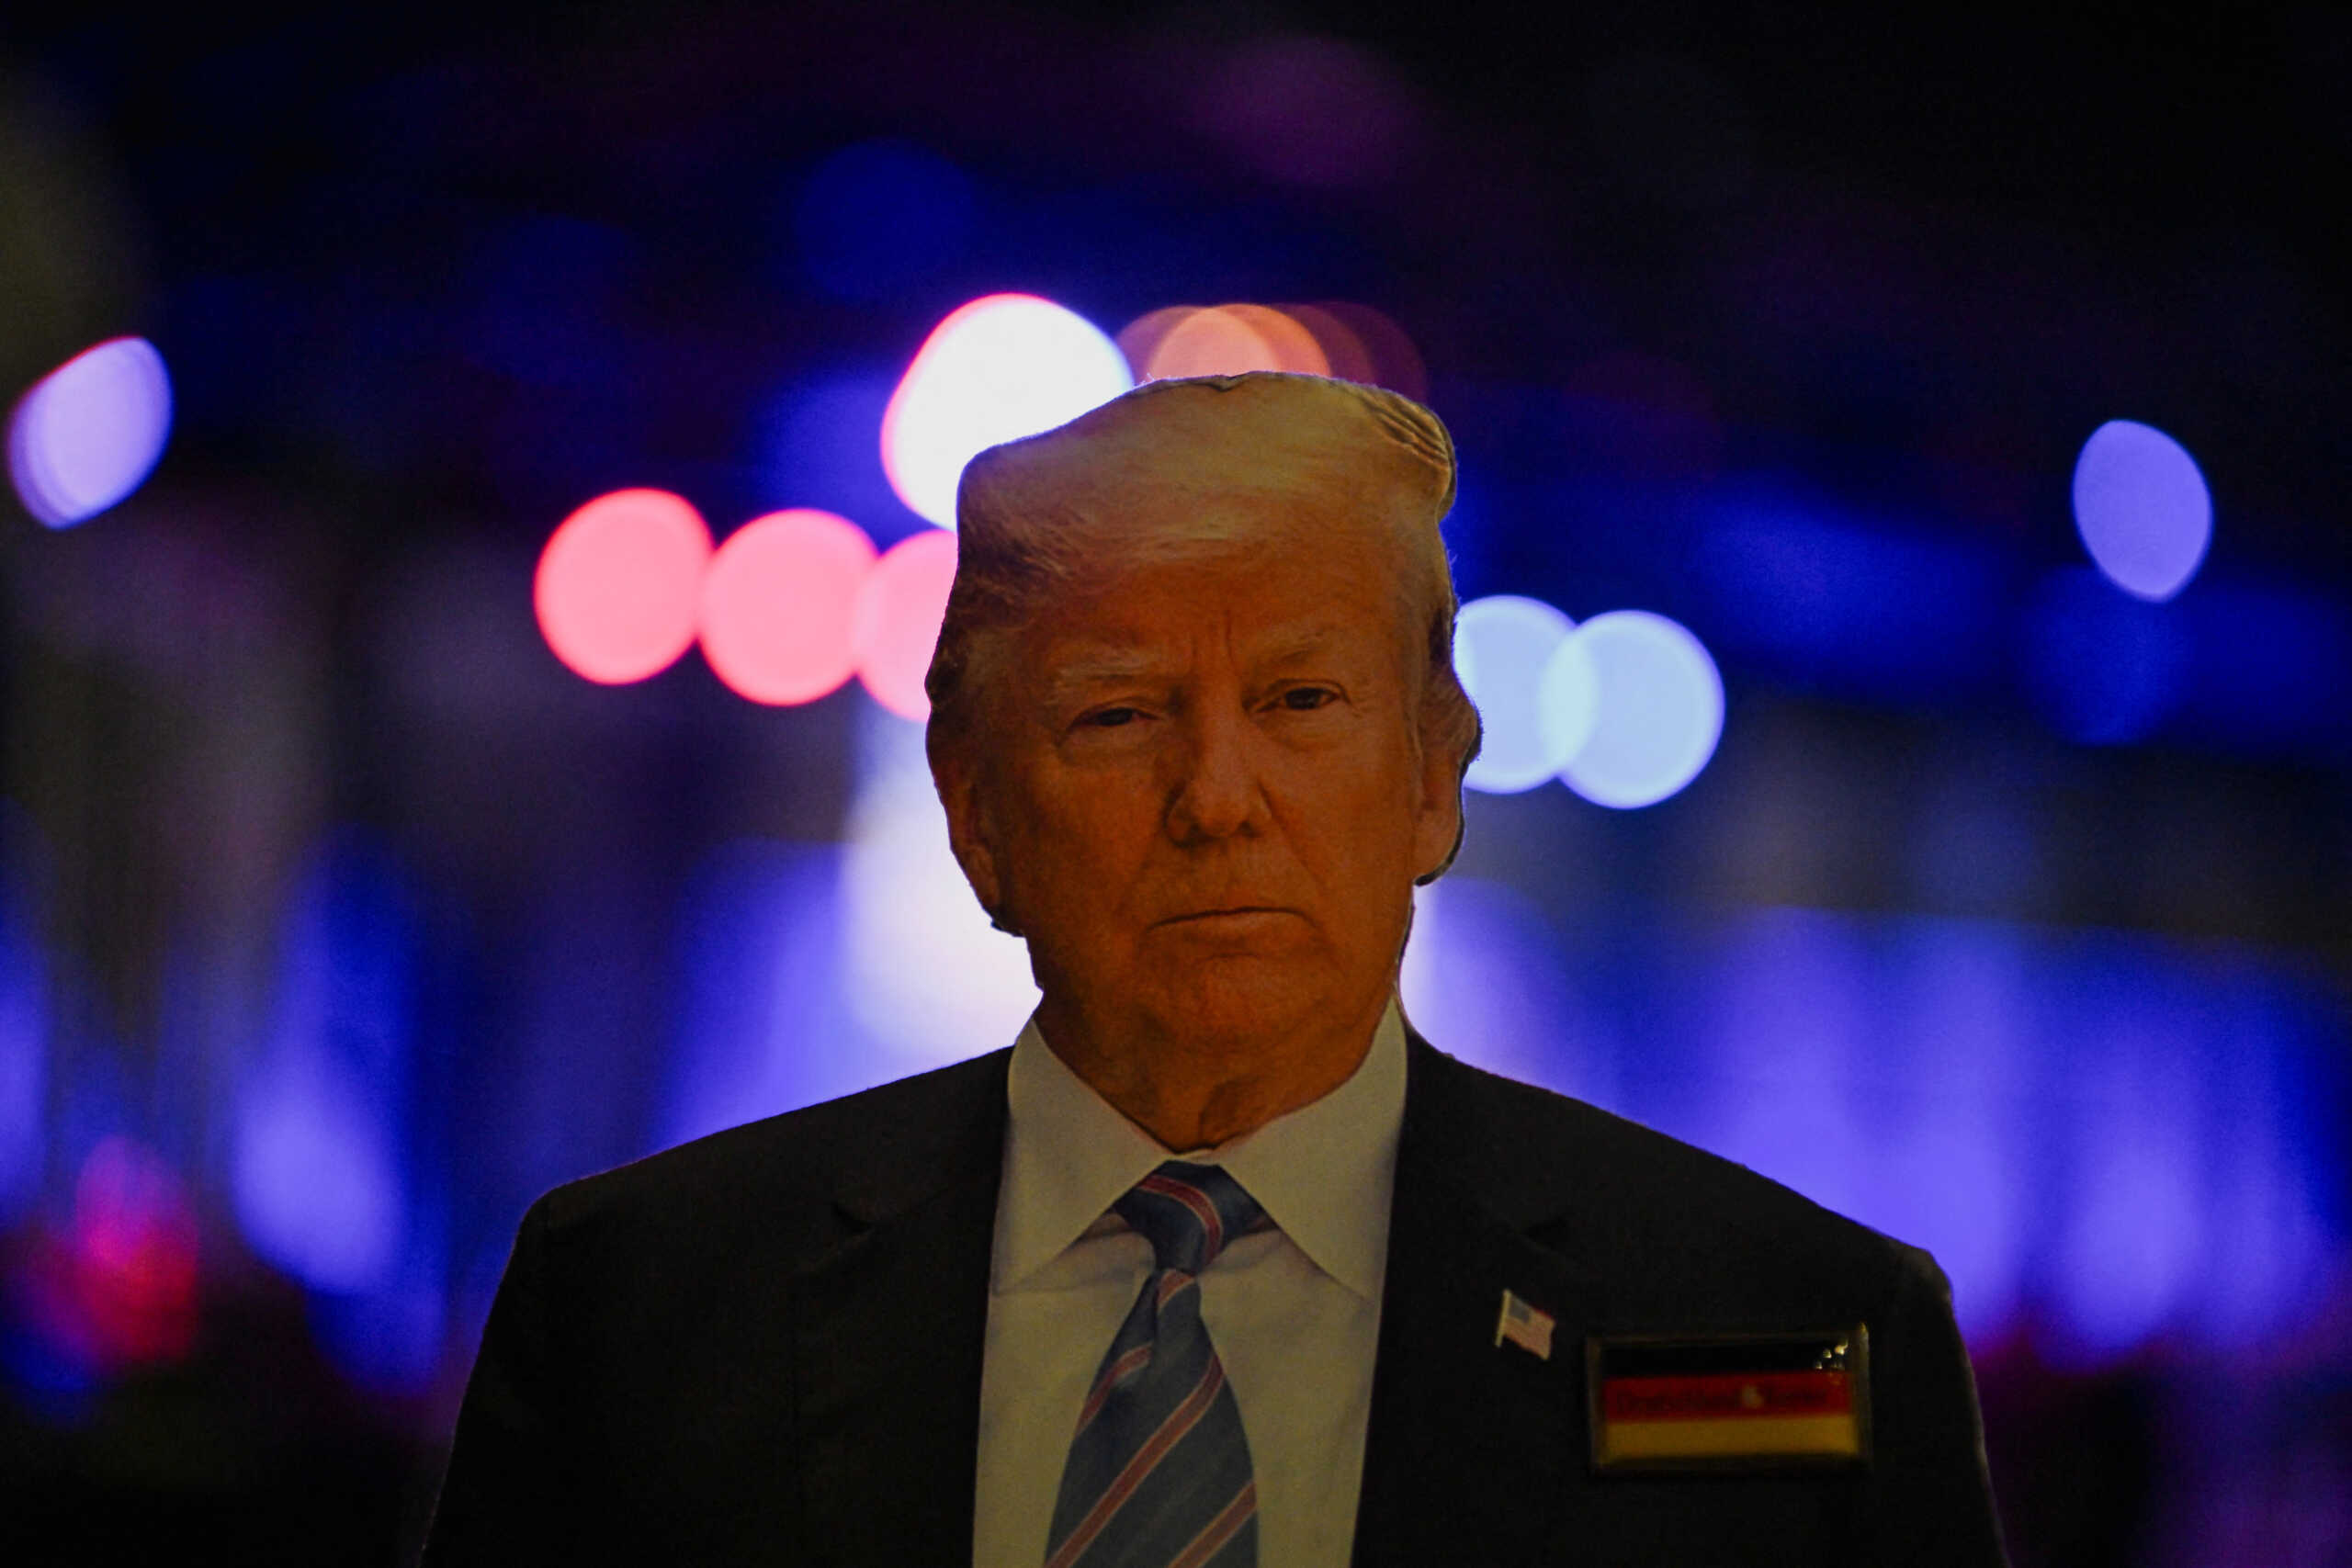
[7, 337, 173, 528]
[230, 842, 414, 1295]
[1697, 493, 2005, 705]
[0, 857, 46, 1223]
[2023, 567, 2185, 746]
[2072, 419, 2211, 603]
[1454, 595, 1578, 793]
[795, 141, 978, 303]
[309, 1258, 448, 1393]
[1400, 874, 1599, 1097]
[1556, 610, 1724, 808]
[1439, 900, 2343, 1362]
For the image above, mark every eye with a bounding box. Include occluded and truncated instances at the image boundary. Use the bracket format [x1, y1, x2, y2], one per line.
[1080, 706, 1142, 728]
[1277, 686, 1338, 712]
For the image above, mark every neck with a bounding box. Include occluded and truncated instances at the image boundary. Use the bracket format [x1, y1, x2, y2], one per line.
[1036, 987, 1392, 1150]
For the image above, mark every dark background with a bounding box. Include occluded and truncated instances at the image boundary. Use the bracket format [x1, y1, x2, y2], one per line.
[1, 3, 2346, 1562]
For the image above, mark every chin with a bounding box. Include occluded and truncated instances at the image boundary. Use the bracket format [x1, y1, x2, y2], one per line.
[1143, 960, 1351, 1051]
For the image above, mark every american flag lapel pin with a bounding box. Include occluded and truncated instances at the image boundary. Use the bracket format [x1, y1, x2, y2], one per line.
[1495, 1289, 1555, 1360]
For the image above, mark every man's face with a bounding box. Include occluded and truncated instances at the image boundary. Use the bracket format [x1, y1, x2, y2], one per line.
[939, 508, 1460, 1064]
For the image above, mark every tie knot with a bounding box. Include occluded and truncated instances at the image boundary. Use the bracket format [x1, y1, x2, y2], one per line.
[1114, 1161, 1263, 1276]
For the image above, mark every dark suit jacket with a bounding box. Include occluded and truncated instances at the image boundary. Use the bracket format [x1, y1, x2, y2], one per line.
[424, 1034, 2008, 1565]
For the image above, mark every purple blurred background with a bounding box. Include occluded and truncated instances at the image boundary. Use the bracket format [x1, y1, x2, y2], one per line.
[1, 4, 2346, 1562]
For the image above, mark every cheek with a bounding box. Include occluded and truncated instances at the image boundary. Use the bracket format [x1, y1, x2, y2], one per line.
[1006, 775, 1158, 899]
[1279, 752, 1426, 884]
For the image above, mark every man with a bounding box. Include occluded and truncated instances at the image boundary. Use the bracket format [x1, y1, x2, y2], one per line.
[424, 373, 2008, 1565]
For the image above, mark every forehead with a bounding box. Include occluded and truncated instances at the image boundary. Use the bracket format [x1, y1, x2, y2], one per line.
[1023, 525, 1404, 675]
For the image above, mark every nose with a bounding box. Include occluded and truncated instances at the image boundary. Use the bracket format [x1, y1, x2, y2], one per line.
[1164, 700, 1267, 843]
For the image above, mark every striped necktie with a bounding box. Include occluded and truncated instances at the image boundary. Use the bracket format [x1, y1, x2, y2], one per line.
[1044, 1161, 1264, 1568]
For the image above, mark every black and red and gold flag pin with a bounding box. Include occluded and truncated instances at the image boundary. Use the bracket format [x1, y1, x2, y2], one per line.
[1586, 1328, 1871, 1472]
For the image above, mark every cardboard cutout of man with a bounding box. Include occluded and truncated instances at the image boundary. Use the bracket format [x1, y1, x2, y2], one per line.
[424, 373, 2008, 1566]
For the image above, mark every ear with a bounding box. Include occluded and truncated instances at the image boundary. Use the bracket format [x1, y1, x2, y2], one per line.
[931, 739, 1005, 917]
[1408, 730, 1464, 886]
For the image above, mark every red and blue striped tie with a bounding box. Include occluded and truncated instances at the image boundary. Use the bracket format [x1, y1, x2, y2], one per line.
[1044, 1161, 1264, 1568]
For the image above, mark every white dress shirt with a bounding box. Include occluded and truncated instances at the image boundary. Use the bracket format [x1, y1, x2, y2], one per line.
[972, 997, 1408, 1568]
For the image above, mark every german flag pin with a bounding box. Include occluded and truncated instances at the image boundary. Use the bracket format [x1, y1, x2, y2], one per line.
[1586, 1328, 1871, 1472]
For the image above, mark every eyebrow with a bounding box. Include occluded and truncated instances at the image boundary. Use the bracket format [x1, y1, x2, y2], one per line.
[1043, 650, 1158, 707]
[1039, 624, 1357, 706]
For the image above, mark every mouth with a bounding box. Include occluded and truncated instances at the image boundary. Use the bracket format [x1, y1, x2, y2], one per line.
[1160, 906, 1293, 925]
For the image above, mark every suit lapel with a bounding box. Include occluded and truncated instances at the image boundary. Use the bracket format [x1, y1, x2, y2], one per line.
[1352, 1038, 1610, 1566]
[790, 1053, 1009, 1567]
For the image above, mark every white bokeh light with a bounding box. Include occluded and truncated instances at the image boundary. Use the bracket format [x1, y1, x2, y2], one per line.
[1455, 595, 1579, 793]
[880, 293, 1135, 528]
[840, 706, 1040, 1066]
[1556, 610, 1724, 808]
[8, 336, 173, 528]
[2071, 419, 2211, 603]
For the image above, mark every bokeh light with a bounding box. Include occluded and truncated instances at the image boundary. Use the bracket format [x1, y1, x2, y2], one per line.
[1696, 494, 2005, 705]
[0, 866, 44, 1224]
[1454, 594, 1578, 793]
[794, 141, 977, 303]
[1114, 300, 1424, 394]
[7, 336, 173, 528]
[880, 293, 1134, 528]
[30, 1138, 201, 1371]
[1284, 303, 1376, 383]
[841, 712, 1039, 1068]
[231, 841, 415, 1297]
[1170, 305, 1326, 380]
[2072, 419, 2211, 602]
[698, 508, 877, 705]
[1534, 629, 1601, 774]
[853, 528, 959, 720]
[1557, 610, 1724, 807]
[1115, 306, 1199, 378]
[1141, 306, 1283, 378]
[1400, 874, 1594, 1093]
[534, 489, 714, 684]
[1225, 306, 1333, 375]
[1304, 300, 1426, 400]
[232, 1044, 405, 1293]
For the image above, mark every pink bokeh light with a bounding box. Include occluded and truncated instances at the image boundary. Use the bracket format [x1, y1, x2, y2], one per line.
[534, 489, 714, 684]
[853, 529, 959, 719]
[698, 508, 878, 705]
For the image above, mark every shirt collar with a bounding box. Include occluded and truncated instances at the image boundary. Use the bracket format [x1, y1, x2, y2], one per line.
[994, 996, 1407, 1303]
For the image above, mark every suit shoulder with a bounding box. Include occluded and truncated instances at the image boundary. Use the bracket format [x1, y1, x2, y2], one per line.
[1416, 1043, 1917, 1305]
[535, 1047, 1011, 1241]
